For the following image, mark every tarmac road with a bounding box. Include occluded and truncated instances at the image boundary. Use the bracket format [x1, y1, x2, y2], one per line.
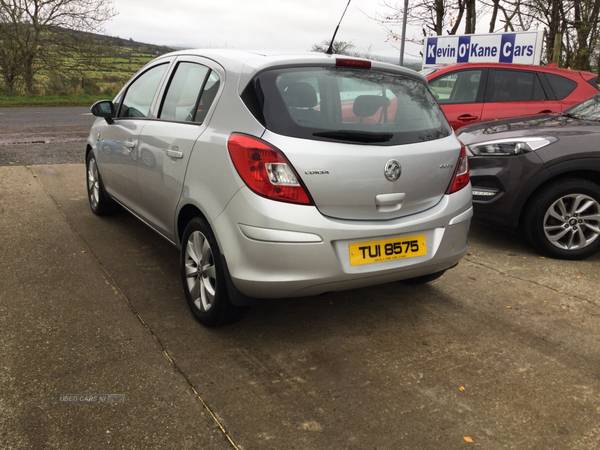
[0, 106, 94, 130]
[0, 107, 94, 166]
[1, 109, 600, 449]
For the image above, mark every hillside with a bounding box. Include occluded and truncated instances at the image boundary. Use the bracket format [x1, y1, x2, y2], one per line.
[0, 28, 425, 107]
[82, 33, 175, 96]
[0, 28, 175, 102]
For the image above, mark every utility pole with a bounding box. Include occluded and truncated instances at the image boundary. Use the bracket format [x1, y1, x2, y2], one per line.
[399, 0, 409, 66]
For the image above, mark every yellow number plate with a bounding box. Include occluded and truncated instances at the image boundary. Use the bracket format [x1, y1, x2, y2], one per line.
[349, 235, 427, 266]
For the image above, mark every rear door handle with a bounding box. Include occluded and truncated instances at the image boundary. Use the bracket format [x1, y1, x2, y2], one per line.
[538, 110, 553, 114]
[123, 140, 136, 149]
[457, 114, 479, 122]
[167, 147, 183, 159]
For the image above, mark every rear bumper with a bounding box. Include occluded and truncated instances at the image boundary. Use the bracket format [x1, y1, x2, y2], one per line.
[212, 185, 472, 298]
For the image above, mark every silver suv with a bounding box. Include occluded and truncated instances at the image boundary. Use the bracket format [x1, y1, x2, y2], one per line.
[87, 49, 472, 326]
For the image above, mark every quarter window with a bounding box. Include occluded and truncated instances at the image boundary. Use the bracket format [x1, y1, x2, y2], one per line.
[545, 73, 577, 100]
[195, 71, 220, 124]
[118, 64, 169, 118]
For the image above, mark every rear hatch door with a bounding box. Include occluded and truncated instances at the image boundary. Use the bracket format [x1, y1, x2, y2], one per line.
[263, 132, 460, 220]
[252, 63, 459, 221]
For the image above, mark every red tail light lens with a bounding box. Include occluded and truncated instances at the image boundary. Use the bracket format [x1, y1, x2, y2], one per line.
[446, 143, 470, 194]
[228, 133, 313, 205]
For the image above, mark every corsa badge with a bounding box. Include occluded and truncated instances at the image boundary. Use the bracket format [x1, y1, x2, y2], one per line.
[384, 159, 402, 182]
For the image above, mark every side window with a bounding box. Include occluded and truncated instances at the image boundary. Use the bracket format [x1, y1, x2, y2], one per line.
[490, 70, 547, 102]
[118, 64, 169, 118]
[160, 62, 211, 122]
[429, 70, 482, 104]
[545, 73, 577, 100]
[195, 71, 220, 124]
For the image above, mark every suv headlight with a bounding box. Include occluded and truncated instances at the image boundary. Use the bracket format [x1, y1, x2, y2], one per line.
[467, 137, 557, 156]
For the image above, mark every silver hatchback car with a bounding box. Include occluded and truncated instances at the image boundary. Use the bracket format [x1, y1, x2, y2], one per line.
[87, 49, 472, 326]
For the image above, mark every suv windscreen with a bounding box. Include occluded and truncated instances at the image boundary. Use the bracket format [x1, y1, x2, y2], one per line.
[243, 67, 452, 145]
[569, 92, 600, 119]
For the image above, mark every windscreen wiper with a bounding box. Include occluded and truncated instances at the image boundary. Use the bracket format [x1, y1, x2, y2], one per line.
[313, 130, 393, 143]
[560, 112, 583, 120]
[560, 112, 600, 122]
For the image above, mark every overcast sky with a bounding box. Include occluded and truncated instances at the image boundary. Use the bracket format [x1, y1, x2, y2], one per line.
[103, 0, 423, 63]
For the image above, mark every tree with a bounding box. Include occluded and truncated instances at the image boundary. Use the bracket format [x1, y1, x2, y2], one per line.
[0, 21, 23, 94]
[464, 0, 477, 34]
[376, 0, 600, 74]
[0, 0, 116, 95]
[376, 0, 482, 40]
[311, 40, 362, 57]
[571, 0, 600, 71]
[487, 0, 600, 71]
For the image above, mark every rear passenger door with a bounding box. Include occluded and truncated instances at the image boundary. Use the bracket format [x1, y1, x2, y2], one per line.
[135, 58, 222, 241]
[429, 68, 485, 130]
[481, 68, 561, 121]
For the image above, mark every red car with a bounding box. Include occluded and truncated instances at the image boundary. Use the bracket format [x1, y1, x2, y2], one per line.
[424, 62, 599, 130]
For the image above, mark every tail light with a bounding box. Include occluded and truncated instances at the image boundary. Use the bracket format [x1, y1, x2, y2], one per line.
[445, 143, 470, 194]
[336, 58, 371, 69]
[228, 133, 313, 205]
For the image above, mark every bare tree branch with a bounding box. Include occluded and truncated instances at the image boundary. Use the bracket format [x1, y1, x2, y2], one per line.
[0, 0, 116, 94]
[373, 0, 599, 74]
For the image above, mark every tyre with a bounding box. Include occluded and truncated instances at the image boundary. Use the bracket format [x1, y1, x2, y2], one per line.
[524, 179, 600, 260]
[401, 269, 446, 285]
[180, 217, 249, 327]
[86, 152, 119, 215]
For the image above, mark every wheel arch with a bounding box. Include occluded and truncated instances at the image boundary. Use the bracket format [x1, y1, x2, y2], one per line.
[516, 159, 600, 229]
[85, 143, 95, 160]
[177, 204, 256, 307]
[177, 203, 206, 248]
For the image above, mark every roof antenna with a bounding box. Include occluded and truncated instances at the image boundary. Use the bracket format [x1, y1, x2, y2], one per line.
[326, 0, 352, 55]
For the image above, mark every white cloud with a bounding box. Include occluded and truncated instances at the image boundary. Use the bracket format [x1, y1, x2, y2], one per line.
[103, 0, 423, 62]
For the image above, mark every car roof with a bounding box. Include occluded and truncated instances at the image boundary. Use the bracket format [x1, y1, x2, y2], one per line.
[151, 48, 424, 83]
[424, 62, 594, 79]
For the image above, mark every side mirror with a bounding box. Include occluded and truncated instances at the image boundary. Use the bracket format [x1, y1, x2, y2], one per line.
[91, 100, 116, 124]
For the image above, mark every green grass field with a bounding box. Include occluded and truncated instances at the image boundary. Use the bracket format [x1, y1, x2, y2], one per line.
[0, 43, 169, 107]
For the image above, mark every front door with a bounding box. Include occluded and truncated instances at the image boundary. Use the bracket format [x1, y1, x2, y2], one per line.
[96, 63, 170, 209]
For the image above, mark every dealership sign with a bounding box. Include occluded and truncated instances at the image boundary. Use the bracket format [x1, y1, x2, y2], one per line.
[422, 31, 544, 69]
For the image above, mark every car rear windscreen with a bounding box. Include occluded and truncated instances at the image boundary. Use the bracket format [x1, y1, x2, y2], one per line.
[242, 67, 452, 145]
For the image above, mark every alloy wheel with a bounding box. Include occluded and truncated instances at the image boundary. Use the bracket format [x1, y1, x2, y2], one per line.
[87, 157, 101, 209]
[184, 230, 217, 312]
[543, 193, 600, 250]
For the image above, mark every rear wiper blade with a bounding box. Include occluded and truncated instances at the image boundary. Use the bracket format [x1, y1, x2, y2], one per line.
[313, 130, 393, 143]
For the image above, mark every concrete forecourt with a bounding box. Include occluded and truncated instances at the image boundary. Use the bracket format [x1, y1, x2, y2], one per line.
[1, 107, 600, 449]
